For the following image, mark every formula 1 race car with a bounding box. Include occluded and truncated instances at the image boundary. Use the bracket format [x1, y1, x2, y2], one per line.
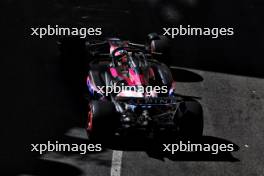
[59, 33, 203, 142]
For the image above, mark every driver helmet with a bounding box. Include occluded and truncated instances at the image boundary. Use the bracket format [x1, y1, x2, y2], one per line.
[110, 46, 128, 65]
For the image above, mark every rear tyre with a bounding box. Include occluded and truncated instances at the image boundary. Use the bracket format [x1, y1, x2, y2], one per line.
[147, 33, 160, 41]
[86, 100, 118, 142]
[150, 35, 170, 53]
[147, 33, 171, 64]
[147, 33, 170, 53]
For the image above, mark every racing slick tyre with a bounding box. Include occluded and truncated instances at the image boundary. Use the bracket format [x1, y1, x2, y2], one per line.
[147, 33, 170, 53]
[86, 100, 118, 143]
[147, 33, 160, 41]
[147, 33, 171, 64]
[176, 100, 203, 137]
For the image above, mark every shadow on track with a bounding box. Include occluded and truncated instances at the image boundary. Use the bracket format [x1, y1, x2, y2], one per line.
[14, 160, 82, 176]
[170, 67, 204, 82]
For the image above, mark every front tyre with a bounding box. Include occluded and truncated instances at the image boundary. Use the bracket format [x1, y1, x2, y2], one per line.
[176, 100, 203, 137]
[86, 100, 118, 142]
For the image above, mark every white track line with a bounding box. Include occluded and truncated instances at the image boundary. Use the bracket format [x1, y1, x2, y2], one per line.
[111, 150, 123, 176]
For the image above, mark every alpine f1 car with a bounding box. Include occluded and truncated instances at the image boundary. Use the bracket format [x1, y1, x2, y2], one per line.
[60, 33, 203, 141]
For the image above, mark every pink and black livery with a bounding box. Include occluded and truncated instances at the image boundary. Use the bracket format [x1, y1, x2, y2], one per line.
[81, 34, 203, 141]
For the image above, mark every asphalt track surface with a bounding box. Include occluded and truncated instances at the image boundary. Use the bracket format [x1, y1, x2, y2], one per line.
[1, 0, 264, 176]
